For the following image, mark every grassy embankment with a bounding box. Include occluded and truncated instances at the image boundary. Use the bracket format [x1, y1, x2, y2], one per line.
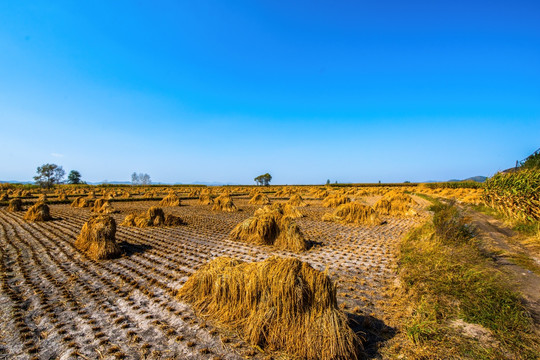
[383, 197, 538, 359]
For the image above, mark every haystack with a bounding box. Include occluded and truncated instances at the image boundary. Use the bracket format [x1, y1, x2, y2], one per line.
[230, 205, 308, 252]
[248, 192, 271, 205]
[91, 198, 118, 214]
[57, 193, 67, 201]
[7, 198, 23, 212]
[121, 206, 184, 228]
[188, 189, 201, 197]
[159, 192, 181, 207]
[71, 197, 93, 208]
[178, 256, 362, 360]
[23, 202, 52, 222]
[322, 194, 351, 208]
[38, 194, 48, 203]
[322, 202, 381, 225]
[373, 192, 417, 217]
[143, 190, 158, 199]
[313, 189, 330, 199]
[272, 202, 304, 219]
[287, 193, 307, 207]
[0, 193, 8, 201]
[212, 194, 238, 212]
[199, 193, 214, 205]
[76, 215, 122, 260]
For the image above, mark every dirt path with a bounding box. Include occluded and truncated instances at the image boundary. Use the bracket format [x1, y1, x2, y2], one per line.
[463, 207, 540, 329]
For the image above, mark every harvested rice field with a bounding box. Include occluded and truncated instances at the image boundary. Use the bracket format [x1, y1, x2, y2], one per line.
[0, 188, 430, 359]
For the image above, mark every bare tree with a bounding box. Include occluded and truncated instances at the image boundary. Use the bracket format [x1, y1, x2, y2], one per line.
[131, 172, 151, 185]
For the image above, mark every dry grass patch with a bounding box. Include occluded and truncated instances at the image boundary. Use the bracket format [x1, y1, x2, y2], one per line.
[178, 256, 363, 360]
[230, 205, 308, 252]
[76, 215, 122, 260]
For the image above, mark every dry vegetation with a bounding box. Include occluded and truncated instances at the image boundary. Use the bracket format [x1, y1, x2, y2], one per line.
[230, 205, 309, 252]
[178, 256, 362, 360]
[0, 181, 538, 359]
[76, 215, 122, 260]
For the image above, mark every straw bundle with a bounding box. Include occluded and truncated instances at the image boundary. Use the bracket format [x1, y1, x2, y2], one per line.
[212, 194, 238, 212]
[322, 202, 381, 225]
[322, 194, 350, 208]
[7, 198, 23, 212]
[160, 192, 181, 207]
[287, 194, 307, 207]
[23, 202, 52, 222]
[248, 192, 271, 205]
[71, 197, 93, 208]
[230, 205, 308, 252]
[373, 192, 416, 217]
[91, 198, 118, 214]
[121, 206, 184, 228]
[76, 215, 122, 260]
[178, 256, 362, 360]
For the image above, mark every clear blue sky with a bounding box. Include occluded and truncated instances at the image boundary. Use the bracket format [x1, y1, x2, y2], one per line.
[1, 1, 539, 184]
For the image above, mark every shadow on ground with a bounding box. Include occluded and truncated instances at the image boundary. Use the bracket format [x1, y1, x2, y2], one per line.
[120, 242, 152, 256]
[348, 313, 396, 359]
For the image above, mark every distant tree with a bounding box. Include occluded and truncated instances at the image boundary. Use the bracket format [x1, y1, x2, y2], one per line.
[67, 170, 82, 184]
[131, 172, 151, 185]
[404, 181, 411, 183]
[140, 173, 151, 185]
[326, 179, 331, 185]
[254, 173, 272, 186]
[34, 163, 65, 188]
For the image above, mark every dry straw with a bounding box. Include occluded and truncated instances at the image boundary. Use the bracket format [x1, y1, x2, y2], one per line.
[287, 193, 307, 207]
[7, 198, 23, 212]
[322, 194, 351, 208]
[121, 206, 184, 228]
[178, 256, 362, 360]
[71, 197, 93, 208]
[212, 194, 238, 212]
[322, 202, 381, 225]
[24, 202, 52, 222]
[160, 192, 181, 207]
[76, 215, 122, 260]
[230, 205, 308, 252]
[199, 193, 214, 205]
[248, 192, 271, 205]
[91, 198, 118, 214]
[373, 192, 417, 217]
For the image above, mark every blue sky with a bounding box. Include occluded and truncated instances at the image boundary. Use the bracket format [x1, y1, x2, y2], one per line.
[1, 1, 539, 184]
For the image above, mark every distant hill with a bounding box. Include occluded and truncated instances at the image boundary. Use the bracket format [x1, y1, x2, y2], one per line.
[463, 176, 487, 182]
[426, 176, 487, 183]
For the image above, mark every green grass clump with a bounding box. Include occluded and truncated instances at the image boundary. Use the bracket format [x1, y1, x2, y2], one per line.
[396, 202, 538, 359]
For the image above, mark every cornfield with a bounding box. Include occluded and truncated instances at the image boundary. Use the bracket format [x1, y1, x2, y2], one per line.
[483, 169, 540, 221]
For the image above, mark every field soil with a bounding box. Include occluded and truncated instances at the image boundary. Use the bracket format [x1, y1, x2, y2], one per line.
[0, 195, 428, 359]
